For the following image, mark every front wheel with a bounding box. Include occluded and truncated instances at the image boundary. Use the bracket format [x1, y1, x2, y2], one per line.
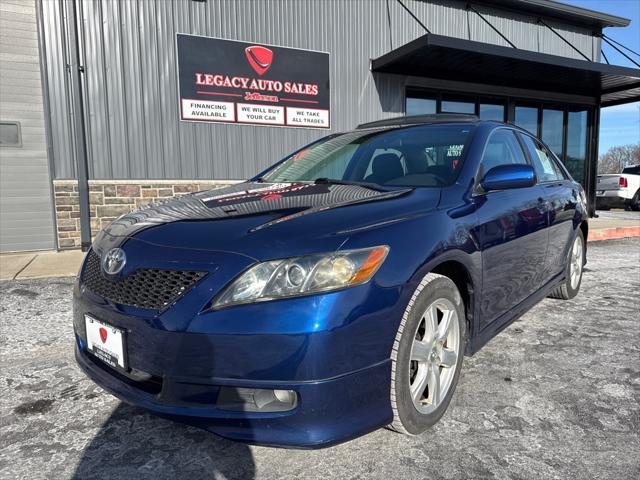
[548, 229, 584, 300]
[389, 273, 466, 435]
[629, 190, 640, 211]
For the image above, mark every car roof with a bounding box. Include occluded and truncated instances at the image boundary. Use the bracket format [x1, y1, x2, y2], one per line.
[356, 114, 479, 130]
[355, 114, 529, 135]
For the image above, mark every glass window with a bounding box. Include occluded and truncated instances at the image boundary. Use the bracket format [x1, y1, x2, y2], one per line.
[566, 110, 588, 185]
[406, 96, 436, 115]
[263, 124, 476, 187]
[479, 104, 505, 121]
[541, 109, 564, 158]
[520, 134, 564, 182]
[514, 106, 538, 135]
[441, 96, 475, 114]
[480, 129, 528, 175]
[0, 122, 21, 147]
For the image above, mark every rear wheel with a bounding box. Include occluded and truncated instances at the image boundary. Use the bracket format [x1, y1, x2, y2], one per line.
[629, 190, 640, 211]
[548, 230, 584, 300]
[390, 273, 465, 435]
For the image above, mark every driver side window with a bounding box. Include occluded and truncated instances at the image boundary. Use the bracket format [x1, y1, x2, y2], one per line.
[479, 129, 528, 178]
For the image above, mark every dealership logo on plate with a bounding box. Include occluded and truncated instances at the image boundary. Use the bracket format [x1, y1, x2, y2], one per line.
[245, 45, 273, 76]
[102, 248, 126, 275]
[99, 327, 108, 343]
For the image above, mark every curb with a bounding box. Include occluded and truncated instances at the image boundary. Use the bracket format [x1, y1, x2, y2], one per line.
[588, 226, 640, 242]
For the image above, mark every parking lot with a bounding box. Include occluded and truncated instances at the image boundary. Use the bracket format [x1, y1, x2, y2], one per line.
[0, 238, 638, 480]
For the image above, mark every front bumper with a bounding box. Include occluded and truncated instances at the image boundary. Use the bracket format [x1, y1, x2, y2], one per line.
[73, 279, 401, 448]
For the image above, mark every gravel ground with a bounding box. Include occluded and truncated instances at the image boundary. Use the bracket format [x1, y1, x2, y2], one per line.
[1, 238, 639, 480]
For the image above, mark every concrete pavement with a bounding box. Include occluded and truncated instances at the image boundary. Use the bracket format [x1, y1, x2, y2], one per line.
[0, 250, 85, 281]
[0, 238, 638, 480]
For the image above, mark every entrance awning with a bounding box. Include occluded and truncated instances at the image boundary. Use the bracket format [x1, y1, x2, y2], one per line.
[371, 34, 640, 107]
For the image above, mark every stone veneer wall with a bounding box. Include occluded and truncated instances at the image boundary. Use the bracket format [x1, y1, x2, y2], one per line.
[53, 180, 238, 249]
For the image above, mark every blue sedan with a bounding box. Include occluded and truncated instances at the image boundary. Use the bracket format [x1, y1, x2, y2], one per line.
[73, 114, 588, 448]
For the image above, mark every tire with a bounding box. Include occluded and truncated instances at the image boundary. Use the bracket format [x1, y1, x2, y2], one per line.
[548, 229, 585, 300]
[630, 190, 640, 212]
[389, 273, 466, 435]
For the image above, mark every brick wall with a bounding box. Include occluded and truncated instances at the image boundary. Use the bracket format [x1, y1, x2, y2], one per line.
[53, 180, 237, 249]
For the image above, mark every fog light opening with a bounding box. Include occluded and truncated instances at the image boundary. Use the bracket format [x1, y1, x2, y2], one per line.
[217, 387, 298, 412]
[273, 389, 296, 404]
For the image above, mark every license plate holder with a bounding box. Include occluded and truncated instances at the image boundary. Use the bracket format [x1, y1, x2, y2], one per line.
[84, 315, 128, 372]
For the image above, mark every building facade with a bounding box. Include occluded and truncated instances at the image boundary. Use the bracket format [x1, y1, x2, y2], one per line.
[1, 0, 639, 251]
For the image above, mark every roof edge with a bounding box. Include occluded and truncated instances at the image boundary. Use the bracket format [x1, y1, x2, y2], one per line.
[474, 0, 630, 28]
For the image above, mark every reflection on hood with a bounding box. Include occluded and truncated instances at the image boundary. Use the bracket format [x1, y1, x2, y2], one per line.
[95, 182, 410, 246]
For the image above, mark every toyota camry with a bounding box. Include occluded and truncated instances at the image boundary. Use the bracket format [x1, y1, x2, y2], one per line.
[73, 114, 588, 448]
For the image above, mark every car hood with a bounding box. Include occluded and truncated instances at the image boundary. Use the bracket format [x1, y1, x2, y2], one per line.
[93, 182, 438, 259]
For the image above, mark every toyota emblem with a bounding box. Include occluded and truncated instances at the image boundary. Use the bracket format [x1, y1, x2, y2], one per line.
[102, 248, 126, 275]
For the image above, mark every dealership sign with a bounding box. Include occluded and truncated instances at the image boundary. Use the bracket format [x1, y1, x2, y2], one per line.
[177, 34, 330, 129]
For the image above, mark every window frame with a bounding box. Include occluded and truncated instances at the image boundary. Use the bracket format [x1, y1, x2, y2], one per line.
[0, 121, 22, 148]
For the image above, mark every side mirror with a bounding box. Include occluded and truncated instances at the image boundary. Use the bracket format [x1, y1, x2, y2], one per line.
[480, 164, 536, 192]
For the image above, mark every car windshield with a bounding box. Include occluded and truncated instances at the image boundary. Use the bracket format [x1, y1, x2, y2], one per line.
[261, 124, 476, 187]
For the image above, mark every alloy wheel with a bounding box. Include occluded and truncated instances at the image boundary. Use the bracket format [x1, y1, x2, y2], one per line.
[408, 298, 460, 414]
[569, 235, 583, 290]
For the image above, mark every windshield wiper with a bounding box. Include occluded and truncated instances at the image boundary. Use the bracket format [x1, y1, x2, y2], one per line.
[313, 178, 390, 191]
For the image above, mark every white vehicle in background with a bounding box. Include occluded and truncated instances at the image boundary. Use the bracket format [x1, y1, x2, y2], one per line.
[596, 165, 640, 211]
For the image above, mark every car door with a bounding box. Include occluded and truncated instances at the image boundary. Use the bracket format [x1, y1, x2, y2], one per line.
[519, 133, 577, 282]
[474, 128, 549, 328]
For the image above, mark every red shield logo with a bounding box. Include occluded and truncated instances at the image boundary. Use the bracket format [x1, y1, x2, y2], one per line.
[245, 46, 273, 76]
[99, 327, 108, 344]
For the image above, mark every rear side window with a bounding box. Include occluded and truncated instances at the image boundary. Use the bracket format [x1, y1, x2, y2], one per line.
[479, 129, 527, 176]
[520, 134, 565, 182]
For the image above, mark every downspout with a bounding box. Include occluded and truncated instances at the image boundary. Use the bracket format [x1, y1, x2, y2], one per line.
[63, 0, 91, 251]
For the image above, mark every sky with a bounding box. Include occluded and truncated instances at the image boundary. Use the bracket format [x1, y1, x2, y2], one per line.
[561, 0, 640, 154]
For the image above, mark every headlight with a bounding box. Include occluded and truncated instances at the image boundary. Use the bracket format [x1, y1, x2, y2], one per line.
[212, 246, 389, 308]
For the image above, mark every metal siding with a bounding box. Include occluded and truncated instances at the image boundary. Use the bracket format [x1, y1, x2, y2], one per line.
[0, 0, 55, 252]
[41, 0, 601, 181]
[41, 0, 74, 179]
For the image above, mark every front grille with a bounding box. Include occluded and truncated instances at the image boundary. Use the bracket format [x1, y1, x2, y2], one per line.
[82, 250, 207, 310]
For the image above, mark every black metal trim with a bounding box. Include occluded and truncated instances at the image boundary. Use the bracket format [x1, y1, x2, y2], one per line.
[587, 106, 600, 217]
[600, 36, 640, 68]
[474, 0, 630, 28]
[404, 76, 597, 106]
[536, 18, 592, 62]
[602, 34, 640, 58]
[601, 81, 640, 95]
[63, 0, 92, 251]
[372, 33, 640, 107]
[395, 0, 431, 34]
[372, 33, 640, 83]
[466, 3, 518, 49]
[601, 95, 640, 108]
